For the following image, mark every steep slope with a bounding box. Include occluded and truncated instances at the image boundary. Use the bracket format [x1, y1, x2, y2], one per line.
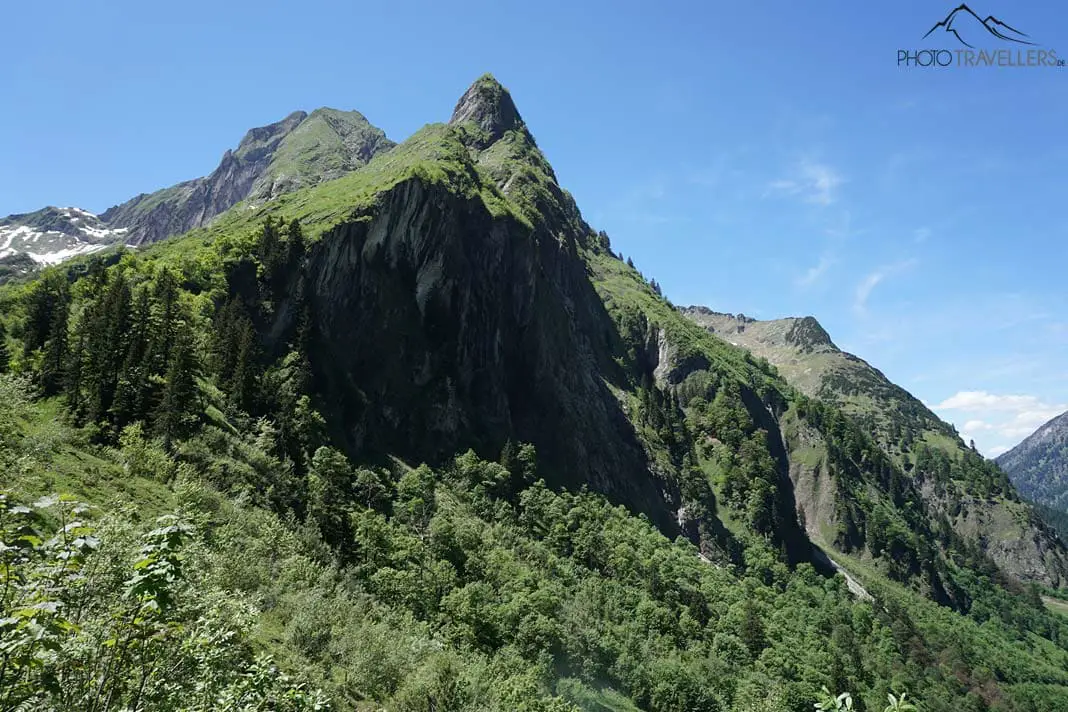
[102, 108, 394, 245]
[999, 409, 1068, 510]
[0, 206, 128, 265]
[683, 307, 1068, 587]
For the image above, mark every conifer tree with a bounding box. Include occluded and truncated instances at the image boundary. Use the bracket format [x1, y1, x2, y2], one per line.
[112, 288, 152, 428]
[0, 321, 10, 374]
[64, 329, 86, 418]
[154, 329, 198, 449]
[213, 298, 260, 414]
[286, 217, 306, 266]
[149, 269, 180, 374]
[22, 272, 67, 357]
[83, 273, 132, 426]
[40, 295, 70, 396]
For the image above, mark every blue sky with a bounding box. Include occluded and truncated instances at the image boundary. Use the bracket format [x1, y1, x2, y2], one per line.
[2, 0, 1066, 456]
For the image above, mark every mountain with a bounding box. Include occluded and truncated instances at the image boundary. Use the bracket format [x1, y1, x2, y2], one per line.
[0, 108, 394, 274]
[682, 307, 1068, 586]
[102, 107, 395, 246]
[5, 74, 1068, 711]
[0, 206, 128, 265]
[998, 409, 1068, 510]
[923, 3, 1035, 48]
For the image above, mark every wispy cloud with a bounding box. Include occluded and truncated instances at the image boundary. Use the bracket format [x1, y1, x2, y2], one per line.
[796, 253, 835, 288]
[853, 259, 917, 315]
[767, 159, 844, 207]
[913, 227, 931, 244]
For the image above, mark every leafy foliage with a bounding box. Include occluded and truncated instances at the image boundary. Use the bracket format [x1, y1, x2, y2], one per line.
[0, 493, 328, 711]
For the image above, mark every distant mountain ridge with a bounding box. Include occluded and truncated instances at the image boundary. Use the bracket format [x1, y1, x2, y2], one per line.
[0, 206, 127, 265]
[0, 107, 394, 270]
[998, 410, 1068, 511]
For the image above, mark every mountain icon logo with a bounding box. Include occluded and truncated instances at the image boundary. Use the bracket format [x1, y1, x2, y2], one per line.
[923, 4, 1035, 48]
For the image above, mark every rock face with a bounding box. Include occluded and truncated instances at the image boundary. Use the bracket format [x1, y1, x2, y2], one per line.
[449, 74, 527, 147]
[999, 410, 1068, 511]
[235, 81, 682, 533]
[103, 109, 394, 246]
[297, 178, 670, 525]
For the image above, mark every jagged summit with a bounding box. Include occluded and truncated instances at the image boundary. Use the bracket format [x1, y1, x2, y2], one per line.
[449, 74, 528, 147]
[231, 110, 309, 158]
[785, 315, 836, 352]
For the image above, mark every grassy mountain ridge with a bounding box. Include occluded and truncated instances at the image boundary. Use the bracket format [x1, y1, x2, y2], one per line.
[681, 308, 1068, 587]
[3, 74, 1068, 711]
[101, 107, 395, 246]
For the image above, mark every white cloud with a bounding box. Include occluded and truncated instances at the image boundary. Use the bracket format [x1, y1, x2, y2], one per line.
[853, 259, 917, 315]
[796, 254, 834, 288]
[913, 227, 931, 243]
[935, 391, 1059, 412]
[933, 390, 1067, 455]
[767, 160, 844, 207]
[854, 272, 884, 314]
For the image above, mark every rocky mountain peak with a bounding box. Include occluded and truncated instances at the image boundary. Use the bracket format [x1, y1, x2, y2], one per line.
[236, 110, 308, 155]
[449, 74, 527, 146]
[785, 316, 836, 352]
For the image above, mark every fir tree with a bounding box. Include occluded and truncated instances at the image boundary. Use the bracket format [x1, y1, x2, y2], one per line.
[0, 321, 10, 374]
[111, 288, 152, 428]
[154, 329, 198, 449]
[83, 272, 132, 427]
[22, 272, 67, 356]
[286, 217, 306, 266]
[64, 330, 86, 418]
[40, 294, 70, 396]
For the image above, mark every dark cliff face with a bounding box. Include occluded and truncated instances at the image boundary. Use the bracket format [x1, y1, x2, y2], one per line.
[289, 177, 677, 531]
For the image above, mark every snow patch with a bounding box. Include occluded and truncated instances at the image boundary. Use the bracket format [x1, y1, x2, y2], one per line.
[80, 224, 128, 239]
[26, 242, 107, 265]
